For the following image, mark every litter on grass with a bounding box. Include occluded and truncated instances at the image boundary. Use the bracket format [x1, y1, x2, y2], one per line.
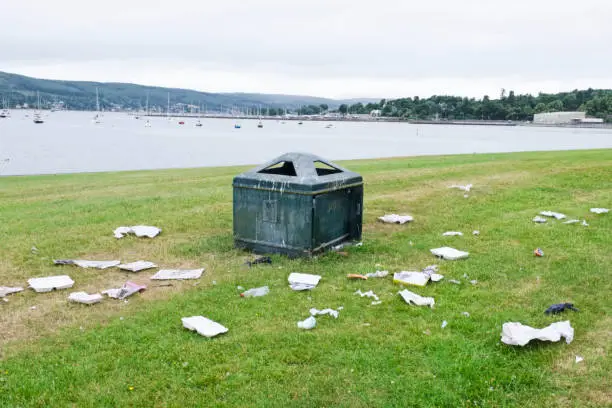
[441, 320, 448, 329]
[151, 269, 204, 280]
[118, 261, 157, 272]
[54, 260, 121, 269]
[449, 279, 461, 285]
[371, 301, 382, 305]
[533, 216, 547, 223]
[102, 281, 146, 299]
[540, 211, 567, 220]
[398, 289, 435, 308]
[347, 274, 368, 280]
[393, 272, 430, 287]
[442, 231, 463, 237]
[563, 219, 580, 225]
[378, 214, 414, 224]
[534, 248, 544, 257]
[241, 286, 270, 297]
[582, 220, 589, 226]
[182, 316, 228, 338]
[545, 303, 579, 314]
[288, 273, 321, 291]
[354, 289, 379, 301]
[575, 355, 584, 363]
[310, 308, 341, 318]
[0, 287, 24, 298]
[431, 247, 469, 260]
[590, 208, 609, 214]
[462, 312, 470, 317]
[114, 225, 161, 239]
[68, 292, 103, 304]
[501, 321, 574, 346]
[422, 265, 444, 282]
[246, 256, 272, 267]
[297, 316, 316, 330]
[470, 280, 478, 285]
[28, 275, 74, 292]
[365, 271, 389, 278]
[473, 230, 480, 236]
[450, 184, 472, 192]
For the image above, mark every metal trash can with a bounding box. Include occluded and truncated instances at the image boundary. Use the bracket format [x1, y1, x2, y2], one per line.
[233, 152, 363, 257]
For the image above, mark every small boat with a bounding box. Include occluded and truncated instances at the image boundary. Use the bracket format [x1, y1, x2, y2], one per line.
[257, 121, 263, 128]
[325, 124, 333, 128]
[195, 120, 202, 127]
[178, 121, 185, 125]
[33, 113, 44, 124]
[144, 120, 151, 128]
[93, 87, 102, 124]
[234, 124, 241, 129]
[298, 121, 303, 125]
[134, 115, 140, 120]
[0, 109, 9, 118]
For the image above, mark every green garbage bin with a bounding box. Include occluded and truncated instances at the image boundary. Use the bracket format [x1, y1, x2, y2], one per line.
[233, 152, 363, 257]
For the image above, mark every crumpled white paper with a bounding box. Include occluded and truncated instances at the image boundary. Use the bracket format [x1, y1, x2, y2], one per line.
[309, 307, 341, 319]
[590, 208, 609, 214]
[533, 216, 547, 223]
[540, 211, 567, 220]
[118, 261, 157, 272]
[365, 271, 389, 278]
[114, 225, 161, 239]
[68, 291, 103, 304]
[500, 321, 574, 346]
[398, 289, 435, 308]
[378, 214, 414, 224]
[430, 247, 469, 260]
[297, 316, 316, 330]
[182, 316, 228, 338]
[151, 269, 204, 280]
[354, 289, 379, 301]
[442, 231, 463, 236]
[0, 286, 24, 298]
[288, 273, 321, 291]
[102, 281, 146, 299]
[450, 184, 472, 192]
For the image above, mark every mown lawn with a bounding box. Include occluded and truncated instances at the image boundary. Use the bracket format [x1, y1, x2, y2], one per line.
[0, 149, 610, 407]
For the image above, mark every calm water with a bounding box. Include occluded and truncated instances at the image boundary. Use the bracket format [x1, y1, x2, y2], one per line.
[1, 111, 611, 176]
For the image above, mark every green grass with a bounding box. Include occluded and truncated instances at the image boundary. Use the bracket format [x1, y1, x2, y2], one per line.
[0, 149, 611, 407]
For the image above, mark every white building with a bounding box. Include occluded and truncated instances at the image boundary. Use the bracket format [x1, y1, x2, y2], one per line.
[533, 111, 604, 124]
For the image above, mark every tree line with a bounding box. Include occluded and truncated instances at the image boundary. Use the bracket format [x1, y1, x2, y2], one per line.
[338, 89, 612, 122]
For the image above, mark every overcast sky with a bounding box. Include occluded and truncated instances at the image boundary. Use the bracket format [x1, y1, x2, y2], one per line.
[2, 0, 611, 99]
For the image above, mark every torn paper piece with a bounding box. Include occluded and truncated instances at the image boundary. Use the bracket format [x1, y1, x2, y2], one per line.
[590, 208, 609, 214]
[431, 247, 469, 260]
[297, 316, 316, 330]
[421, 265, 444, 282]
[575, 355, 584, 363]
[114, 225, 161, 239]
[0, 287, 24, 298]
[28, 276, 75, 293]
[470, 280, 478, 285]
[563, 219, 580, 225]
[533, 216, 547, 223]
[54, 260, 121, 269]
[582, 220, 589, 226]
[441, 320, 448, 329]
[398, 289, 435, 308]
[310, 308, 340, 319]
[288, 273, 321, 291]
[118, 261, 157, 272]
[442, 231, 463, 237]
[449, 279, 461, 285]
[68, 292, 103, 304]
[430, 274, 445, 282]
[378, 214, 413, 224]
[365, 271, 389, 278]
[500, 321, 574, 346]
[371, 301, 382, 305]
[473, 230, 480, 236]
[182, 316, 228, 338]
[450, 184, 472, 192]
[422, 265, 438, 273]
[393, 272, 430, 287]
[151, 269, 204, 280]
[102, 281, 146, 299]
[241, 286, 270, 297]
[462, 312, 470, 317]
[347, 274, 368, 280]
[540, 211, 567, 220]
[354, 289, 379, 301]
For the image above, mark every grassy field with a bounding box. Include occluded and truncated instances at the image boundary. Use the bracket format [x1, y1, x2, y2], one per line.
[0, 149, 610, 407]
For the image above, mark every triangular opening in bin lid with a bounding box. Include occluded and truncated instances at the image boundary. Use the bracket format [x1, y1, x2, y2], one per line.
[314, 160, 343, 176]
[258, 161, 297, 176]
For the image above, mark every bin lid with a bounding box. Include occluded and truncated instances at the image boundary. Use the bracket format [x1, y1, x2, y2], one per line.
[233, 152, 363, 194]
